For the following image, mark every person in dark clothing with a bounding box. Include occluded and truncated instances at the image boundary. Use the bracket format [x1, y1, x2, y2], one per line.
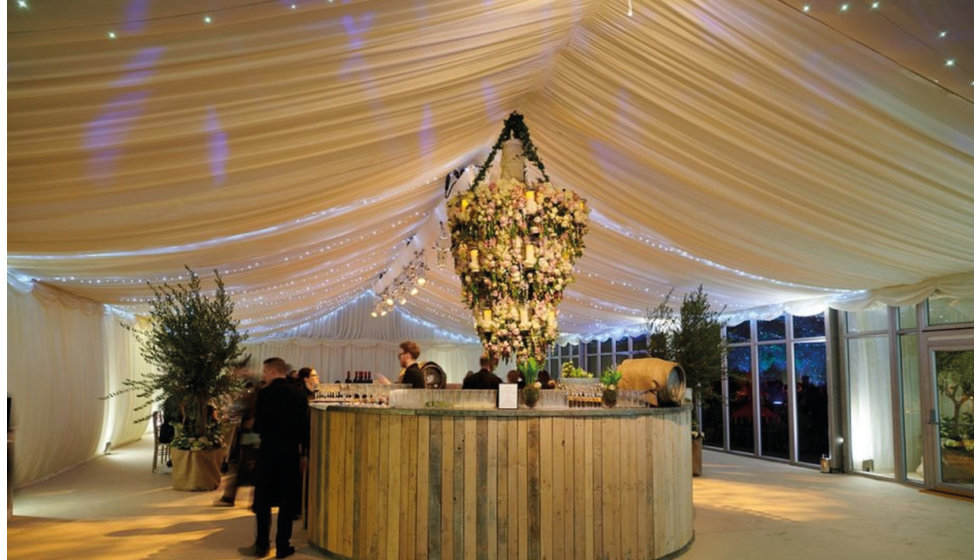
[240, 357, 309, 559]
[296, 367, 320, 400]
[214, 379, 262, 507]
[398, 340, 425, 388]
[462, 355, 503, 390]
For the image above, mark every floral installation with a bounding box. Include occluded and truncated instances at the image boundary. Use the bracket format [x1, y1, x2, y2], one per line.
[448, 112, 589, 363]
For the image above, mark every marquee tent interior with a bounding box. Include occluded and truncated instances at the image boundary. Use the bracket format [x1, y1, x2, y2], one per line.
[6, 0, 973, 486]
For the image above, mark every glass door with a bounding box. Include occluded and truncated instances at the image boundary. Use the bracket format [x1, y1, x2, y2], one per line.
[925, 332, 973, 496]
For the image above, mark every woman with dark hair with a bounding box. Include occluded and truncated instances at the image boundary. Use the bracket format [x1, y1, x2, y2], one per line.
[297, 367, 320, 400]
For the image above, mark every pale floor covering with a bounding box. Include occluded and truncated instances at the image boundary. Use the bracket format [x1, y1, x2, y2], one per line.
[7, 435, 974, 560]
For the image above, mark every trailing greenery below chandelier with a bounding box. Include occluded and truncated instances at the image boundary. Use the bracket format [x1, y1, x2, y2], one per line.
[447, 112, 589, 363]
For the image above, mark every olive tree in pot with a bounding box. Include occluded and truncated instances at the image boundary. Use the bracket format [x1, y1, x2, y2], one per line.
[121, 268, 248, 490]
[648, 286, 726, 476]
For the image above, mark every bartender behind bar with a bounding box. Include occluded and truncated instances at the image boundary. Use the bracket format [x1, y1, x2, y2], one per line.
[397, 340, 425, 388]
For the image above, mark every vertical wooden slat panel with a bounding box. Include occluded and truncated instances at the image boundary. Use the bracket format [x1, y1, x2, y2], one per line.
[342, 412, 355, 557]
[375, 415, 389, 560]
[517, 417, 528, 560]
[551, 418, 565, 560]
[652, 413, 666, 559]
[572, 417, 586, 560]
[538, 418, 553, 560]
[622, 417, 638, 560]
[486, 420, 498, 560]
[441, 417, 455, 559]
[507, 419, 518, 560]
[583, 417, 595, 560]
[562, 416, 574, 555]
[526, 417, 540, 560]
[601, 418, 617, 558]
[496, 418, 509, 560]
[416, 415, 430, 560]
[400, 414, 417, 560]
[592, 416, 603, 560]
[636, 416, 652, 560]
[352, 413, 366, 558]
[462, 417, 477, 560]
[476, 419, 488, 560]
[386, 414, 402, 560]
[427, 416, 442, 560]
[364, 413, 381, 560]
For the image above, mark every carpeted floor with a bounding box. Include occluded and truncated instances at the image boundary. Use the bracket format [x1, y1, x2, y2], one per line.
[7, 435, 974, 559]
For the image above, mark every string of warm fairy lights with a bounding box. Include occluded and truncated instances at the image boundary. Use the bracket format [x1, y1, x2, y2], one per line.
[30, 206, 434, 278]
[591, 210, 860, 296]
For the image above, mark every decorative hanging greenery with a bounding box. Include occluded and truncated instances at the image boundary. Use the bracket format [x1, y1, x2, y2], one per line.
[472, 112, 550, 187]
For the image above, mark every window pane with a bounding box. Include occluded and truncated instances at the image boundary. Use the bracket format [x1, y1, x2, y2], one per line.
[795, 342, 828, 465]
[600, 354, 614, 375]
[727, 346, 754, 453]
[792, 313, 825, 338]
[847, 336, 894, 476]
[899, 335, 922, 482]
[727, 321, 751, 343]
[586, 340, 598, 353]
[600, 338, 613, 353]
[631, 335, 648, 355]
[616, 353, 630, 368]
[758, 316, 786, 341]
[759, 344, 789, 459]
[586, 355, 598, 376]
[616, 337, 630, 352]
[898, 305, 917, 330]
[927, 296, 974, 326]
[846, 305, 888, 333]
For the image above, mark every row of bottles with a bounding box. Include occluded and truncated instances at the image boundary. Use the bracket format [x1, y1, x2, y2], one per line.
[344, 370, 374, 383]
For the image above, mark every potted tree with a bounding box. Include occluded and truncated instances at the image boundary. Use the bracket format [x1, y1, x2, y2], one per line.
[121, 268, 248, 490]
[647, 286, 726, 476]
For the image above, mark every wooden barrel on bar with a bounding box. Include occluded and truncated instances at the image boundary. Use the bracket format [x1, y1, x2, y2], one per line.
[307, 405, 694, 560]
[618, 358, 687, 407]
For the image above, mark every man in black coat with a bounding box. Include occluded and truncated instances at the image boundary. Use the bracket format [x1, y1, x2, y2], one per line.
[462, 355, 503, 390]
[398, 340, 425, 388]
[241, 357, 309, 559]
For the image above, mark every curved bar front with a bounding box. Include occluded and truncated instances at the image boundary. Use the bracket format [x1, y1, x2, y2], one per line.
[308, 406, 693, 560]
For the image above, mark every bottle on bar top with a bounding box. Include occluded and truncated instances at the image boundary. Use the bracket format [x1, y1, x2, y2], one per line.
[345, 371, 352, 384]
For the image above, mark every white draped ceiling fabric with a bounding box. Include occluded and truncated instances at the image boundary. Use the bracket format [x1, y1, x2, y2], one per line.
[6, 0, 973, 485]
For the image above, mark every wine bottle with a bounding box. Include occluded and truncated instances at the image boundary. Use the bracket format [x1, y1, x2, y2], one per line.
[345, 371, 351, 384]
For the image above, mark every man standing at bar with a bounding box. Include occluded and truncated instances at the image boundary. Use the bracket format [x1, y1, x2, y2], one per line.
[398, 340, 425, 388]
[241, 357, 309, 559]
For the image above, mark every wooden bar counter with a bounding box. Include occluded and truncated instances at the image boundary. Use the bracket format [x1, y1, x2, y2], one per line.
[307, 404, 694, 560]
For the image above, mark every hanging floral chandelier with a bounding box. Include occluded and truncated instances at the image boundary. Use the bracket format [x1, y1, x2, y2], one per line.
[447, 112, 589, 363]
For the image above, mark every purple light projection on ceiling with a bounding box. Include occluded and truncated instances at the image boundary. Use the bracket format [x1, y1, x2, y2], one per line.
[85, 47, 162, 184]
[83, 91, 148, 185]
[122, 0, 148, 33]
[205, 107, 228, 186]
